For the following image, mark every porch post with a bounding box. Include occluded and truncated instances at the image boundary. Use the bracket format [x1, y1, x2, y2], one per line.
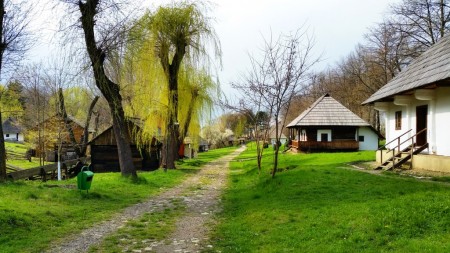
[429, 99, 436, 154]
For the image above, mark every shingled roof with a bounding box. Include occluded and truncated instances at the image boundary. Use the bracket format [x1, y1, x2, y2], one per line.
[287, 94, 370, 127]
[2, 118, 23, 133]
[363, 34, 450, 104]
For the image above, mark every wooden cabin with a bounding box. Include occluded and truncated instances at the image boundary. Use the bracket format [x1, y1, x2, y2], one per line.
[29, 114, 91, 161]
[89, 121, 160, 172]
[287, 94, 382, 152]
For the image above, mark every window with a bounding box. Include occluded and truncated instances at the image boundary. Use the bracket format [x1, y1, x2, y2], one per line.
[395, 111, 402, 130]
[5, 134, 9, 137]
[358, 136, 364, 142]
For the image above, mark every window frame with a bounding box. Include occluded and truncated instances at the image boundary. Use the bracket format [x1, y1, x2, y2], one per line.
[395, 111, 402, 130]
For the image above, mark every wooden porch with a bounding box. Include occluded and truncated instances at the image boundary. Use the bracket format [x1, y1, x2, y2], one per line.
[291, 139, 359, 151]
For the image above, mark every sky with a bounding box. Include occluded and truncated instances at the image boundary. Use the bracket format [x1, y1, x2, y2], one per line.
[26, 0, 400, 95]
[210, 0, 400, 94]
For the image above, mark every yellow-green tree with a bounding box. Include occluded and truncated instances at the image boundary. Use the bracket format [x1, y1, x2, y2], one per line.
[125, 2, 221, 169]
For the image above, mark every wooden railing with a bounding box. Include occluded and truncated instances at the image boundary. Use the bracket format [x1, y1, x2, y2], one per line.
[379, 128, 427, 167]
[291, 140, 359, 150]
[7, 157, 90, 181]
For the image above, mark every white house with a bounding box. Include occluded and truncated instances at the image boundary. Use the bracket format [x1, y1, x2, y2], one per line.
[269, 125, 288, 147]
[363, 33, 450, 172]
[2, 118, 24, 142]
[287, 94, 382, 152]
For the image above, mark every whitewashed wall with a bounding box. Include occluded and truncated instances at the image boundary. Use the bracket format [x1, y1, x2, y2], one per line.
[383, 87, 450, 156]
[434, 87, 450, 156]
[4, 133, 24, 142]
[358, 127, 379, 150]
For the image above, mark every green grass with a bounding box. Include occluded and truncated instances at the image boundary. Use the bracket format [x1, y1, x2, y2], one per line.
[211, 146, 450, 252]
[5, 142, 47, 169]
[176, 145, 237, 169]
[0, 146, 236, 253]
[0, 171, 187, 253]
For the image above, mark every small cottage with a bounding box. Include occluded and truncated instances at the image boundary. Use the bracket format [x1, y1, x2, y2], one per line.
[89, 121, 160, 172]
[363, 34, 450, 172]
[2, 117, 24, 142]
[287, 94, 382, 152]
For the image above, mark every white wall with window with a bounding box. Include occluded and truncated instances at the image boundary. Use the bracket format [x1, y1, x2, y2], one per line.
[358, 127, 379, 150]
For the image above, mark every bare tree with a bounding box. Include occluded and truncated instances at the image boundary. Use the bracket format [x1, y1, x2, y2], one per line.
[233, 29, 318, 178]
[61, 0, 137, 177]
[390, 0, 450, 57]
[58, 88, 99, 157]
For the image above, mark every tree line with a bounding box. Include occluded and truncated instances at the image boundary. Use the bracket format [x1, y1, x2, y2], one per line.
[285, 0, 450, 131]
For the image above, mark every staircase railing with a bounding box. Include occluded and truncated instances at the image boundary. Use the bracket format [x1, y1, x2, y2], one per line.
[378, 129, 412, 164]
[379, 128, 427, 169]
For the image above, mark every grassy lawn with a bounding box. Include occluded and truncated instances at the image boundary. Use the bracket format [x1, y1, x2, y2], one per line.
[176, 145, 237, 169]
[211, 145, 450, 252]
[5, 142, 47, 170]
[0, 146, 237, 253]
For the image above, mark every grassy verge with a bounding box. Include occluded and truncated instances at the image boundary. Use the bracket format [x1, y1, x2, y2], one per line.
[210, 146, 450, 252]
[0, 146, 237, 253]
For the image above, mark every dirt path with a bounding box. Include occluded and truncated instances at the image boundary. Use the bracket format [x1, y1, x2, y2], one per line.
[47, 146, 245, 253]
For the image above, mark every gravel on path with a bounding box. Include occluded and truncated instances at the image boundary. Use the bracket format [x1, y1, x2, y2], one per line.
[46, 146, 245, 253]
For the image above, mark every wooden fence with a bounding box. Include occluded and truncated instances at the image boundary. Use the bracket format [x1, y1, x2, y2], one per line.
[7, 157, 90, 181]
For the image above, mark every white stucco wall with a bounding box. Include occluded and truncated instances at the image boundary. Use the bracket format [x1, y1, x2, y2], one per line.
[434, 87, 450, 156]
[4, 133, 24, 142]
[382, 87, 450, 156]
[358, 127, 379, 150]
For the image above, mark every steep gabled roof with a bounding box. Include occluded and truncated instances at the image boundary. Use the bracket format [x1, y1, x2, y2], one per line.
[363, 34, 450, 104]
[2, 118, 23, 133]
[287, 94, 370, 127]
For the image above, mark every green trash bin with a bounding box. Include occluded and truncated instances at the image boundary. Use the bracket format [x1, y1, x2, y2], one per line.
[77, 166, 94, 191]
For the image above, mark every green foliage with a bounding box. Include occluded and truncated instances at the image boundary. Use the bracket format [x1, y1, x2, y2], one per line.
[0, 84, 23, 116]
[48, 86, 96, 121]
[122, 1, 221, 148]
[211, 149, 450, 252]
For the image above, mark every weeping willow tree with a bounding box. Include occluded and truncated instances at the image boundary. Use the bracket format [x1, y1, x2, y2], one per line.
[121, 39, 219, 168]
[123, 1, 221, 169]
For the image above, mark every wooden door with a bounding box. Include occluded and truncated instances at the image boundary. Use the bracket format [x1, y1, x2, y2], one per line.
[321, 133, 328, 142]
[416, 105, 428, 146]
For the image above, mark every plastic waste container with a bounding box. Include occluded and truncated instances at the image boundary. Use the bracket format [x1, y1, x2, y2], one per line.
[77, 166, 94, 191]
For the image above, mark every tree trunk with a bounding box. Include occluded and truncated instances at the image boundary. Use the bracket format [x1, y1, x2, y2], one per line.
[271, 123, 280, 178]
[0, 0, 6, 181]
[0, 112, 6, 181]
[78, 0, 136, 177]
[111, 108, 136, 177]
[79, 95, 99, 156]
[58, 88, 81, 157]
[159, 39, 186, 169]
